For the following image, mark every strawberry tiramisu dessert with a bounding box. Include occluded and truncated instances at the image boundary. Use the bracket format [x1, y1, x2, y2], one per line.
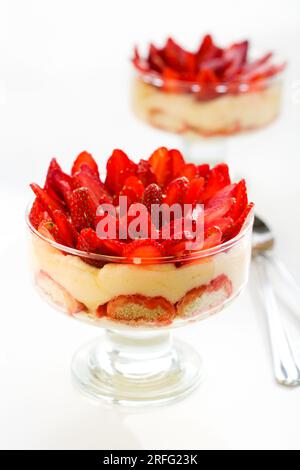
[27, 148, 254, 329]
[132, 35, 286, 137]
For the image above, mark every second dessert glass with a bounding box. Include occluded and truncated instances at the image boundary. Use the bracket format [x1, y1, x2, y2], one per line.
[131, 36, 286, 167]
[27, 207, 254, 407]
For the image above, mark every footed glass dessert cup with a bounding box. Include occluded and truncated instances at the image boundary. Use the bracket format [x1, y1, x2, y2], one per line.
[27, 208, 254, 407]
[131, 36, 286, 166]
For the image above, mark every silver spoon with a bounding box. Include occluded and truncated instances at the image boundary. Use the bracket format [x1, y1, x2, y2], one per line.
[252, 215, 300, 386]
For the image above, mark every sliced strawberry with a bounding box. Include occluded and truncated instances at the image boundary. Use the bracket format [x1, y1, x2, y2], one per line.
[206, 183, 237, 208]
[198, 164, 210, 178]
[143, 183, 163, 213]
[100, 239, 126, 256]
[76, 228, 105, 267]
[181, 163, 198, 181]
[71, 151, 99, 176]
[125, 239, 165, 260]
[43, 158, 66, 206]
[227, 179, 248, 221]
[44, 158, 62, 192]
[162, 67, 182, 92]
[148, 43, 165, 72]
[149, 147, 172, 187]
[184, 177, 205, 204]
[224, 202, 254, 241]
[203, 226, 222, 250]
[212, 217, 234, 235]
[38, 220, 59, 242]
[73, 164, 112, 206]
[199, 164, 230, 203]
[29, 198, 50, 229]
[136, 159, 156, 186]
[204, 197, 235, 228]
[77, 228, 100, 252]
[169, 148, 185, 179]
[96, 303, 107, 318]
[164, 177, 189, 205]
[197, 34, 222, 62]
[51, 169, 73, 204]
[69, 188, 96, 232]
[223, 41, 249, 79]
[52, 210, 77, 247]
[161, 229, 193, 256]
[107, 294, 176, 325]
[119, 176, 145, 205]
[30, 183, 65, 216]
[105, 149, 137, 195]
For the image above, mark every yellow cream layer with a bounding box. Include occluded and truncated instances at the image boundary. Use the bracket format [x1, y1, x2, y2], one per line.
[132, 79, 282, 135]
[31, 234, 251, 312]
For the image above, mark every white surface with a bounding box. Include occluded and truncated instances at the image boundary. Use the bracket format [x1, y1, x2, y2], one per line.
[0, 0, 300, 450]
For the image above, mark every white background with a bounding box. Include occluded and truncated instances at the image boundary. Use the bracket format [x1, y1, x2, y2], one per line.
[0, 0, 300, 450]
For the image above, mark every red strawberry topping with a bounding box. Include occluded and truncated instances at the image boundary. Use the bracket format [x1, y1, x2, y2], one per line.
[149, 147, 171, 187]
[164, 177, 189, 205]
[29, 147, 253, 262]
[29, 198, 50, 229]
[143, 183, 163, 213]
[69, 188, 96, 232]
[105, 149, 137, 195]
[132, 35, 286, 100]
[125, 239, 165, 260]
[71, 151, 99, 176]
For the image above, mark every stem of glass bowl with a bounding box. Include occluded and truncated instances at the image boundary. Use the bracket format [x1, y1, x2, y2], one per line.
[71, 328, 203, 406]
[180, 135, 229, 167]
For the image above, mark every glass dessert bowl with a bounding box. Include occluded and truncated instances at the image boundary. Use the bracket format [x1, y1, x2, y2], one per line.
[132, 35, 286, 165]
[27, 148, 254, 406]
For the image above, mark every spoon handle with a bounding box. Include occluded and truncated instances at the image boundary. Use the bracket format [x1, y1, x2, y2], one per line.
[263, 252, 300, 308]
[255, 255, 300, 386]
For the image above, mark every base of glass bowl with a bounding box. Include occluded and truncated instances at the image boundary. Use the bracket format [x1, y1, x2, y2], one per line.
[71, 329, 203, 407]
[181, 135, 228, 167]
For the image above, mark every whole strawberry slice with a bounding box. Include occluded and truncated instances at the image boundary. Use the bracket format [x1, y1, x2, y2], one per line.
[52, 210, 77, 247]
[105, 149, 137, 195]
[143, 183, 163, 213]
[71, 151, 99, 176]
[164, 177, 189, 205]
[69, 188, 97, 232]
[125, 239, 165, 260]
[30, 183, 65, 216]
